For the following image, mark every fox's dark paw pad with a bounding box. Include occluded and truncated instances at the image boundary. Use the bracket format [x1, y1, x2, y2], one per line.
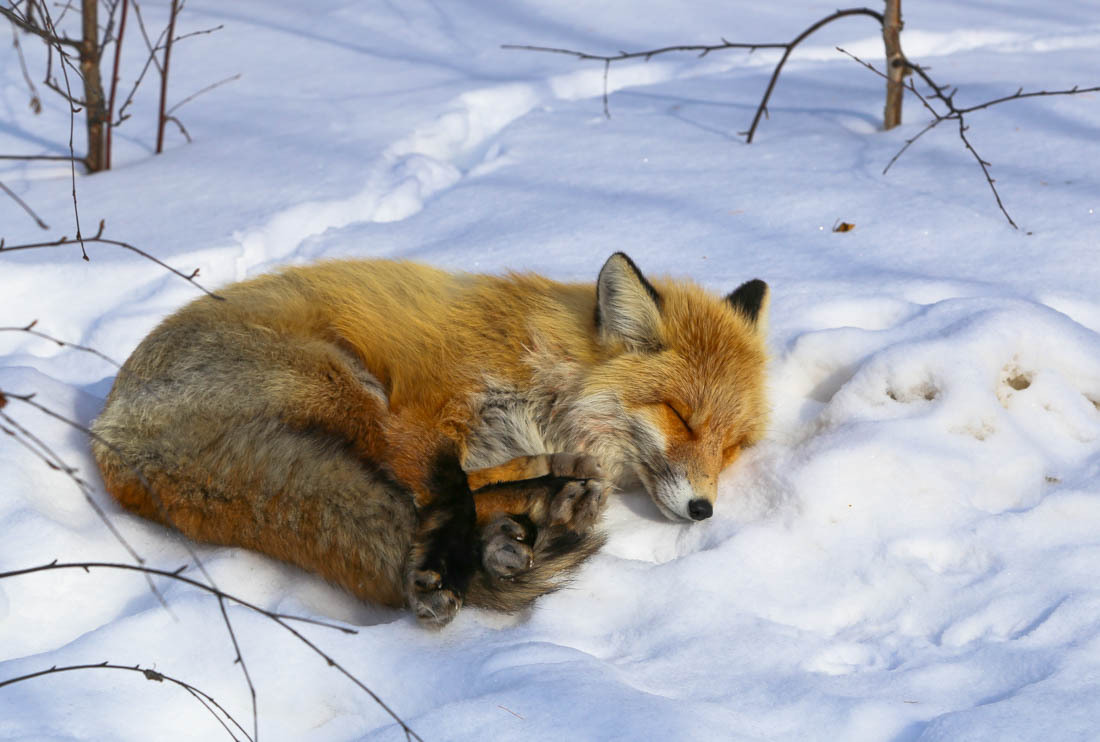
[482, 516, 534, 579]
[549, 479, 610, 532]
[408, 569, 461, 629]
[547, 452, 603, 481]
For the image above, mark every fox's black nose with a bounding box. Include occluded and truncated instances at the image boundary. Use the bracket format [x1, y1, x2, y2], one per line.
[688, 499, 712, 521]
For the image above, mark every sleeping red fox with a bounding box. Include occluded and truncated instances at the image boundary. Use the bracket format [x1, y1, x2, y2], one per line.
[92, 253, 768, 627]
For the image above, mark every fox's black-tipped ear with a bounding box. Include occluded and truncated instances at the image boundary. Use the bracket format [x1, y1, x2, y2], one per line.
[595, 252, 663, 351]
[727, 279, 768, 329]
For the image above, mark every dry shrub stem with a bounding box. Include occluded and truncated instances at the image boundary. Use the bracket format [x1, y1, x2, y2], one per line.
[0, 661, 254, 742]
[507, 7, 1098, 228]
[837, 46, 1100, 230]
[1, 0, 235, 173]
[0, 561, 424, 742]
[0, 219, 223, 298]
[504, 6, 885, 142]
[0, 330, 424, 741]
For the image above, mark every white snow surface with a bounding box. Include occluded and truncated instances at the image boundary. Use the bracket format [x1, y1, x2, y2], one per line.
[2, 1, 1100, 740]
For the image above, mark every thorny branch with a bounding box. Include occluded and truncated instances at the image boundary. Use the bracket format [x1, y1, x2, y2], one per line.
[838, 47, 1100, 229]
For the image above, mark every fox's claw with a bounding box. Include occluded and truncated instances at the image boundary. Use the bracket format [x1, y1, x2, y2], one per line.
[407, 569, 461, 628]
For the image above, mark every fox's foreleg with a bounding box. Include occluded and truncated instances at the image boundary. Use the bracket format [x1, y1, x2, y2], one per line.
[468, 453, 609, 611]
[403, 448, 483, 627]
[404, 451, 609, 626]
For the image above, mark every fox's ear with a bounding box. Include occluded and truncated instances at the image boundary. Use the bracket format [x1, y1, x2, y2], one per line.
[595, 252, 663, 351]
[727, 279, 768, 329]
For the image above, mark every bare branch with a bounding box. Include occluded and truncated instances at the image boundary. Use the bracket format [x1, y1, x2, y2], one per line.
[504, 6, 885, 142]
[130, 0, 165, 76]
[10, 18, 43, 113]
[954, 83, 1100, 115]
[164, 114, 191, 142]
[881, 116, 940, 175]
[0, 320, 120, 366]
[0, 4, 80, 48]
[0, 406, 167, 609]
[171, 22, 222, 44]
[0, 221, 223, 299]
[0, 661, 253, 742]
[0, 561, 425, 742]
[744, 8, 884, 143]
[105, 0, 128, 169]
[954, 114, 1017, 228]
[0, 180, 50, 229]
[837, 47, 1099, 229]
[155, 0, 179, 154]
[34, 1, 87, 246]
[0, 152, 83, 161]
[166, 73, 241, 115]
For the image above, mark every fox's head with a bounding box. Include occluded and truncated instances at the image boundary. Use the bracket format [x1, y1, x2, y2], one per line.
[585, 252, 769, 522]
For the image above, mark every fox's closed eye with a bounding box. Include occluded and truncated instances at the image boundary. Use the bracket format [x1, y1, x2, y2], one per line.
[664, 401, 693, 435]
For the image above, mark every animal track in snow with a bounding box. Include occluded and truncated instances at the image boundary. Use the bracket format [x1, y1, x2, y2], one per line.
[232, 82, 543, 274]
[771, 295, 1100, 511]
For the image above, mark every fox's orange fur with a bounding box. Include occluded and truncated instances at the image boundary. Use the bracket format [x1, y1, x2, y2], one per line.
[92, 253, 768, 626]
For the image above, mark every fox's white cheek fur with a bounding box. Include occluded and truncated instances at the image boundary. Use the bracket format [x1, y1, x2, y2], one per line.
[652, 475, 697, 522]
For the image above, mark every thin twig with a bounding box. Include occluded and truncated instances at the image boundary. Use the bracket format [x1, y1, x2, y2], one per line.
[171, 23, 222, 44]
[0, 320, 120, 366]
[742, 8, 884, 143]
[0, 153, 83, 161]
[0, 180, 50, 229]
[35, 2, 86, 248]
[504, 7, 885, 142]
[216, 593, 258, 742]
[105, 0, 128, 169]
[0, 407, 168, 610]
[1, 389, 258, 734]
[10, 18, 43, 113]
[0, 561, 425, 742]
[114, 0, 167, 125]
[0, 5, 80, 48]
[0, 662, 253, 742]
[164, 114, 191, 142]
[840, 47, 1099, 229]
[0, 220, 223, 299]
[166, 73, 240, 115]
[155, 0, 179, 154]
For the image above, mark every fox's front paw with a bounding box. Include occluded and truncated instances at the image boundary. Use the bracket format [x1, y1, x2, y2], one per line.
[482, 515, 534, 579]
[548, 478, 610, 533]
[546, 452, 603, 481]
[407, 569, 461, 629]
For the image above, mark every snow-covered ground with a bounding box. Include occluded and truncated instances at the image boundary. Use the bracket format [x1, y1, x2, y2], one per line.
[2, 1, 1100, 740]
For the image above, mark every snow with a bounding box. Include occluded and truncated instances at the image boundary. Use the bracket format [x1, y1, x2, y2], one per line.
[2, 1, 1100, 740]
